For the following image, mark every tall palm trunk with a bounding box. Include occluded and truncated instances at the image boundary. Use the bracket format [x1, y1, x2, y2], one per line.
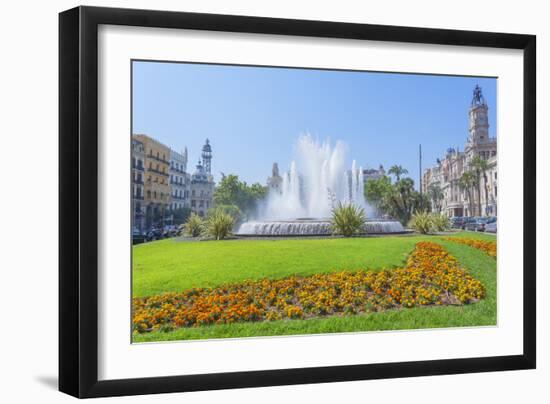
[483, 173, 489, 215]
[476, 174, 482, 216]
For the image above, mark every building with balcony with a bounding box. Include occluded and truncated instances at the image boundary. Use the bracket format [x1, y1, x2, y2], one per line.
[133, 134, 171, 228]
[131, 138, 146, 231]
[170, 148, 190, 210]
[422, 85, 497, 217]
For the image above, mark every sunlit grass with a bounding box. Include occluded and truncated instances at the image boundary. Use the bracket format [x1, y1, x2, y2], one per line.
[132, 232, 496, 342]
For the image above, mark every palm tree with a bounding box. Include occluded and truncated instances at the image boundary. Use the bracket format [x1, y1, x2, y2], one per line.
[427, 183, 444, 213]
[459, 171, 476, 217]
[470, 156, 490, 216]
[388, 165, 409, 182]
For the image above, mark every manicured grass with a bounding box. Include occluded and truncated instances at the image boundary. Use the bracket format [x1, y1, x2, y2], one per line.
[132, 232, 496, 342]
[444, 231, 496, 241]
[133, 236, 423, 297]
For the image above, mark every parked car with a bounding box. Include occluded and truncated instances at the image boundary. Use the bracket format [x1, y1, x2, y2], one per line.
[450, 217, 465, 229]
[145, 228, 163, 241]
[465, 217, 490, 232]
[163, 225, 179, 238]
[462, 217, 477, 230]
[485, 220, 497, 233]
[132, 227, 145, 245]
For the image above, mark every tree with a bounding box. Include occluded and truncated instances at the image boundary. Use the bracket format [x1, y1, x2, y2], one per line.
[459, 171, 476, 217]
[364, 174, 428, 225]
[427, 183, 444, 213]
[388, 165, 409, 182]
[213, 174, 268, 218]
[364, 175, 392, 209]
[470, 156, 490, 216]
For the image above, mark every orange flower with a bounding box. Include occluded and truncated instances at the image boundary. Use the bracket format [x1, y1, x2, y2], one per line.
[132, 241, 486, 333]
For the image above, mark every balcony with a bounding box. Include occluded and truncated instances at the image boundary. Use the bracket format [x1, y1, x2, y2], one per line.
[170, 167, 187, 174]
[148, 168, 169, 177]
[132, 163, 144, 171]
[147, 154, 170, 165]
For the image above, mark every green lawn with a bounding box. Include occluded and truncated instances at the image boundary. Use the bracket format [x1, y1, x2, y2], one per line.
[132, 231, 497, 342]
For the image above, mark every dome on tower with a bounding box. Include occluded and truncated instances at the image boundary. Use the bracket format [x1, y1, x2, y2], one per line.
[192, 159, 208, 182]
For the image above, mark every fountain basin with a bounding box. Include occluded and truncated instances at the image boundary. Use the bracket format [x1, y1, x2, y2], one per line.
[236, 218, 406, 237]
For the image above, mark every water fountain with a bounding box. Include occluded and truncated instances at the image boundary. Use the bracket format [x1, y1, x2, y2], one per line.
[236, 135, 405, 236]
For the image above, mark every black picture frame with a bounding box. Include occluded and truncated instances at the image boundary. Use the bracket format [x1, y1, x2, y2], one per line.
[59, 5, 536, 398]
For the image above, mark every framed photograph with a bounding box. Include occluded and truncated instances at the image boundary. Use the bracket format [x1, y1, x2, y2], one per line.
[59, 6, 536, 398]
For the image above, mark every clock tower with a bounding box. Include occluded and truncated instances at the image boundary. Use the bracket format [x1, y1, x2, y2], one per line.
[467, 85, 489, 146]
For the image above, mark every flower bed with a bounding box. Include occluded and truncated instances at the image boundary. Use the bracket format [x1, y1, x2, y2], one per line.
[133, 242, 485, 333]
[443, 237, 496, 258]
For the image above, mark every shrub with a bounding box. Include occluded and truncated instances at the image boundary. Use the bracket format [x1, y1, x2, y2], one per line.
[184, 213, 204, 237]
[408, 211, 433, 234]
[431, 213, 451, 232]
[330, 202, 366, 237]
[202, 210, 234, 240]
[207, 204, 242, 223]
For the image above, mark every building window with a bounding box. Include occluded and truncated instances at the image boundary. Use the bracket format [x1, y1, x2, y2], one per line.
[154, 191, 157, 199]
[147, 190, 151, 199]
[192, 190, 195, 197]
[191, 200, 196, 208]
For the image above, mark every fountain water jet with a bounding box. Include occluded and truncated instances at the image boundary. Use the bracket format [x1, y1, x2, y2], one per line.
[237, 134, 405, 236]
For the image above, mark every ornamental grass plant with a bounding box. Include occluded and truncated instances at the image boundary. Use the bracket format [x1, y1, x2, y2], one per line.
[330, 202, 366, 237]
[184, 213, 204, 237]
[408, 211, 433, 234]
[431, 213, 451, 232]
[202, 210, 234, 240]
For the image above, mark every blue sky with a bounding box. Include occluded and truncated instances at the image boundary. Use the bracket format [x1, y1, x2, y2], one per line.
[132, 61, 496, 188]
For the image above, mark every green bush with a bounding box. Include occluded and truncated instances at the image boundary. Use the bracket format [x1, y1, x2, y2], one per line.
[408, 211, 434, 234]
[330, 202, 367, 237]
[202, 210, 235, 240]
[431, 213, 450, 232]
[184, 213, 204, 237]
[207, 204, 242, 223]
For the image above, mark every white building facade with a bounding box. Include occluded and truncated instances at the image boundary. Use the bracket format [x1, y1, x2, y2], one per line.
[423, 85, 497, 218]
[169, 148, 190, 210]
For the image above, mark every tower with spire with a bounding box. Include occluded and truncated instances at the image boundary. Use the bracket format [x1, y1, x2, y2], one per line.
[468, 85, 489, 146]
[201, 139, 212, 175]
[267, 162, 283, 193]
[189, 139, 215, 217]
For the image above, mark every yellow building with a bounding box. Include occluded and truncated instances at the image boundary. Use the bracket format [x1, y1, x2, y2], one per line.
[133, 134, 171, 228]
